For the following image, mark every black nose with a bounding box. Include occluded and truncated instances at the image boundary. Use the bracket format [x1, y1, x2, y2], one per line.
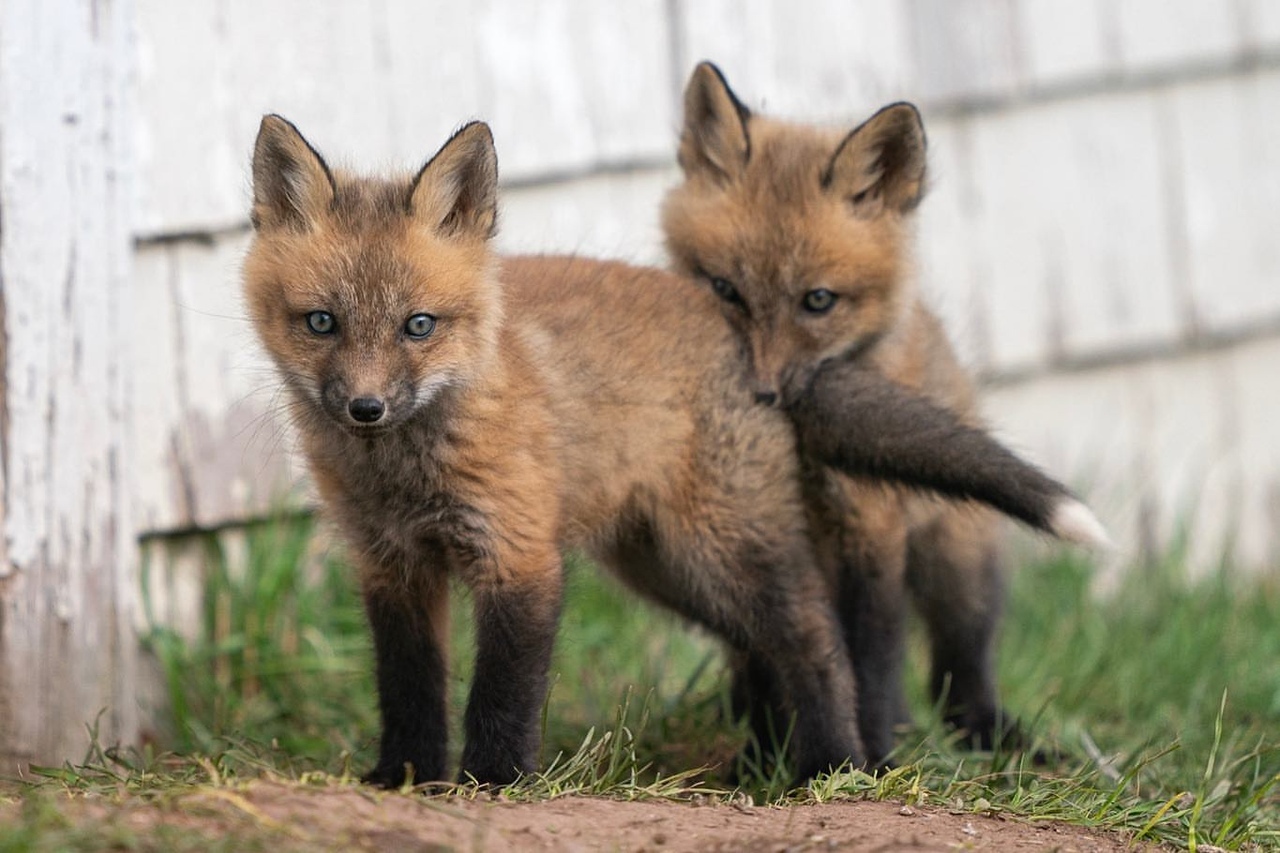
[348, 397, 386, 423]
[754, 390, 779, 407]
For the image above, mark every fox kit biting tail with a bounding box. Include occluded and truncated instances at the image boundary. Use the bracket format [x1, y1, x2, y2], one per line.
[662, 62, 1096, 762]
[244, 114, 1102, 786]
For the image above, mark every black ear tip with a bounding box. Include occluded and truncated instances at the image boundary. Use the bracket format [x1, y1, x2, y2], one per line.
[884, 102, 925, 136]
[254, 115, 311, 159]
[694, 60, 723, 79]
[452, 121, 497, 164]
[457, 119, 493, 142]
[258, 113, 294, 137]
[685, 60, 751, 127]
[690, 60, 733, 95]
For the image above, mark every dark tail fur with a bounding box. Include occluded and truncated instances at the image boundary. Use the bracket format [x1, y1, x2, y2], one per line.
[787, 360, 1109, 547]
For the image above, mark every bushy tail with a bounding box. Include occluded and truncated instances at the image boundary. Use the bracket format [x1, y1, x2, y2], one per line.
[787, 361, 1110, 548]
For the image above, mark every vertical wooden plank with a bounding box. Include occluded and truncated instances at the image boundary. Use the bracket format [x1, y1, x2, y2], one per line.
[0, 0, 138, 770]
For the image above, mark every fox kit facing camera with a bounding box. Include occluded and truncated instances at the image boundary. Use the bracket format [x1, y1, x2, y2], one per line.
[663, 62, 1050, 762]
[243, 115, 873, 785]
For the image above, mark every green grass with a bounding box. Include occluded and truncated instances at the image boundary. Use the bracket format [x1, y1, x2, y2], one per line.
[10, 516, 1279, 850]
[141, 521, 376, 762]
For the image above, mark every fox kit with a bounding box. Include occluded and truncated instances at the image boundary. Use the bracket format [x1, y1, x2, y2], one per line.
[662, 62, 1069, 762]
[245, 115, 1102, 785]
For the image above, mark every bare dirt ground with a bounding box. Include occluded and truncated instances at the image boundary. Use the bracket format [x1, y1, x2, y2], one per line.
[5, 780, 1166, 852]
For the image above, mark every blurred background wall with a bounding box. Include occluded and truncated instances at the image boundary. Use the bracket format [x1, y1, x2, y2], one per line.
[4, 0, 1278, 762]
[131, 0, 1280, 572]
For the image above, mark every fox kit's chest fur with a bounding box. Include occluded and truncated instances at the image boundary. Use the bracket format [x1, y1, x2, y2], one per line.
[305, 407, 496, 582]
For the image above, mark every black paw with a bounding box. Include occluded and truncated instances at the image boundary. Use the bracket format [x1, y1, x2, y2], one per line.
[457, 746, 529, 787]
[361, 757, 442, 789]
[947, 707, 1061, 763]
[860, 731, 898, 772]
[361, 762, 409, 789]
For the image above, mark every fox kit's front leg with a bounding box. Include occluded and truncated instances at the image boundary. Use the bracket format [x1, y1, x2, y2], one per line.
[358, 540, 561, 788]
[460, 547, 563, 784]
[360, 565, 452, 787]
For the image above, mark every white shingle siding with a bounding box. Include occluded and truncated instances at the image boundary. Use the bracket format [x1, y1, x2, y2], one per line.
[1171, 70, 1280, 337]
[131, 233, 294, 533]
[1114, 0, 1243, 74]
[1, 0, 139, 772]
[119, 1, 1280, 568]
[1017, 0, 1118, 90]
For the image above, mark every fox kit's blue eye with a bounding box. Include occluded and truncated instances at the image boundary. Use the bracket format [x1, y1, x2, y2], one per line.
[405, 313, 436, 339]
[802, 289, 837, 313]
[709, 277, 743, 306]
[306, 311, 336, 334]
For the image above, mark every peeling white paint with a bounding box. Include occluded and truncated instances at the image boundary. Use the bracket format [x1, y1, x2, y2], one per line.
[0, 0, 138, 768]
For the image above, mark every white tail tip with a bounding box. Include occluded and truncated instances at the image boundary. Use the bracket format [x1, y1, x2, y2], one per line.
[1048, 498, 1113, 549]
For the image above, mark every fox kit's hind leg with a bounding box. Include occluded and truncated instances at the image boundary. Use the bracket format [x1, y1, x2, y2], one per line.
[730, 516, 907, 775]
[612, 506, 863, 780]
[833, 490, 910, 768]
[726, 652, 784, 777]
[907, 508, 1015, 749]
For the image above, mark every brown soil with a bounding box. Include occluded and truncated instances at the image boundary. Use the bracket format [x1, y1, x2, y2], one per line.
[5, 780, 1167, 852]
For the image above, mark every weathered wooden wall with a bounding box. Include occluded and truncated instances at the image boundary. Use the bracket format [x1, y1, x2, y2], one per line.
[0, 0, 138, 770]
[129, 0, 1280, 575]
[3, 0, 1279, 765]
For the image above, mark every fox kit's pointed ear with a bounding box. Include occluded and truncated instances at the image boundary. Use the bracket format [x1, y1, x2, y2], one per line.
[251, 115, 336, 231]
[823, 102, 926, 216]
[678, 61, 751, 184]
[408, 121, 498, 240]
